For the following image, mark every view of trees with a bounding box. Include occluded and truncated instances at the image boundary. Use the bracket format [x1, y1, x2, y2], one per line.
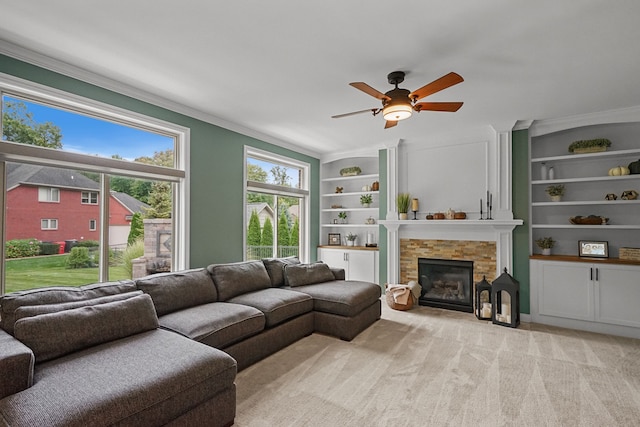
[246, 160, 300, 251]
[2, 100, 172, 218]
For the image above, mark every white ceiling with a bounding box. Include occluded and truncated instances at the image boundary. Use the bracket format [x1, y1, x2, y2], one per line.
[1, 1, 640, 157]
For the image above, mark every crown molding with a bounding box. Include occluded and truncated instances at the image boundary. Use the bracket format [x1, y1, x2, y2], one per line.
[0, 40, 321, 159]
[529, 105, 640, 137]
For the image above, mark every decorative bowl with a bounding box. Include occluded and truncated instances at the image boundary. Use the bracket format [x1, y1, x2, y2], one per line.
[570, 216, 608, 225]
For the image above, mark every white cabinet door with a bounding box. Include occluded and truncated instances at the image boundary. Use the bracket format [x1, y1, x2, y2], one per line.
[318, 248, 348, 271]
[344, 250, 376, 282]
[538, 261, 594, 321]
[595, 264, 640, 328]
[317, 248, 377, 282]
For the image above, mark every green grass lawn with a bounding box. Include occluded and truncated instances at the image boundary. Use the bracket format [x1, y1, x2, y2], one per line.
[5, 254, 130, 294]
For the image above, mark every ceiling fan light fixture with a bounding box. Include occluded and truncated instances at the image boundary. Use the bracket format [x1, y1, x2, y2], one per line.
[382, 103, 412, 121]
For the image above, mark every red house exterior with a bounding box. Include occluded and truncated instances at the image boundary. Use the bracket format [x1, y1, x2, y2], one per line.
[6, 163, 148, 247]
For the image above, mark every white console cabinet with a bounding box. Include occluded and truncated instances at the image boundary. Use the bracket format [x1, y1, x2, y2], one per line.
[317, 247, 378, 283]
[531, 257, 640, 337]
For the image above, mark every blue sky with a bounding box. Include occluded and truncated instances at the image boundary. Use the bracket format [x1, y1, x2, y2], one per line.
[4, 96, 173, 161]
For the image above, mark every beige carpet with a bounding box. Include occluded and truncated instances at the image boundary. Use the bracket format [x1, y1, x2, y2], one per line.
[234, 299, 640, 426]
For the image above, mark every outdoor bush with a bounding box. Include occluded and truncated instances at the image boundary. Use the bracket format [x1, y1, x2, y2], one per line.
[76, 240, 99, 248]
[66, 247, 92, 269]
[6, 238, 40, 258]
[39, 241, 61, 255]
[122, 238, 144, 278]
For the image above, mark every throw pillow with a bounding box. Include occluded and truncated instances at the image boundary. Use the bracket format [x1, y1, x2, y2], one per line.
[14, 293, 159, 363]
[207, 260, 272, 301]
[284, 262, 336, 287]
[135, 268, 217, 316]
[262, 256, 301, 287]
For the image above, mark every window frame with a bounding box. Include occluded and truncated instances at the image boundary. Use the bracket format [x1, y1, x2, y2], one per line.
[244, 146, 310, 262]
[41, 218, 58, 230]
[0, 73, 191, 293]
[81, 191, 98, 205]
[89, 218, 97, 231]
[38, 187, 60, 203]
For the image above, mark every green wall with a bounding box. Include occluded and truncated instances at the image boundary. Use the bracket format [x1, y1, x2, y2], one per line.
[512, 129, 530, 314]
[0, 54, 320, 267]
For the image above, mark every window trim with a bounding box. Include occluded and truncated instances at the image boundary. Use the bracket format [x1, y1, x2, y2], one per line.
[244, 146, 310, 262]
[89, 219, 97, 231]
[38, 187, 60, 203]
[0, 72, 191, 293]
[81, 191, 99, 205]
[41, 218, 58, 230]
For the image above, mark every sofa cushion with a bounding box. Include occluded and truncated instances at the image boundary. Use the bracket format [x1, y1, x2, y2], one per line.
[0, 280, 137, 336]
[0, 329, 34, 400]
[290, 280, 382, 317]
[207, 260, 272, 301]
[136, 268, 217, 316]
[14, 293, 159, 363]
[284, 262, 335, 287]
[262, 256, 301, 287]
[0, 329, 237, 427]
[158, 302, 265, 349]
[227, 288, 313, 328]
[13, 291, 143, 323]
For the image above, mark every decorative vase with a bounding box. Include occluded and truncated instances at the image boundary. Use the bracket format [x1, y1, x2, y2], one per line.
[399, 213, 408, 220]
[542, 248, 551, 256]
[362, 203, 370, 208]
[550, 195, 562, 202]
[540, 162, 547, 180]
[548, 166, 555, 180]
[347, 240, 355, 247]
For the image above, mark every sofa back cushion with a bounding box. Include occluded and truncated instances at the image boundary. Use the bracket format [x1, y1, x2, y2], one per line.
[14, 293, 158, 363]
[135, 268, 217, 316]
[284, 262, 336, 287]
[0, 280, 137, 336]
[262, 257, 301, 287]
[207, 260, 272, 301]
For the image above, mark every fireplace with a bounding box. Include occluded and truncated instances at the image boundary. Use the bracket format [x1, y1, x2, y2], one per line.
[418, 258, 473, 313]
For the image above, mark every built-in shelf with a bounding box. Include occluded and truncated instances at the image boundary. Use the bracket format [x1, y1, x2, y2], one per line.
[531, 148, 640, 163]
[531, 224, 640, 230]
[532, 175, 640, 184]
[322, 173, 379, 183]
[532, 200, 640, 206]
[321, 223, 378, 228]
[321, 191, 380, 198]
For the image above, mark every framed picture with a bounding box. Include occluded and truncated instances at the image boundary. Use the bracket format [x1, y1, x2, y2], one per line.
[328, 233, 341, 246]
[579, 240, 609, 258]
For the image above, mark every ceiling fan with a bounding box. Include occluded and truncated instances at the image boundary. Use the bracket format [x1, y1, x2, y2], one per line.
[332, 71, 464, 129]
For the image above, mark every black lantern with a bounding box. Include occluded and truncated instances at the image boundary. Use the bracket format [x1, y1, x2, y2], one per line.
[474, 275, 492, 320]
[491, 267, 520, 328]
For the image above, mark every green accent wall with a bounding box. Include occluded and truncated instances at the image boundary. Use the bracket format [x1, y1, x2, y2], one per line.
[378, 149, 387, 285]
[512, 129, 530, 314]
[0, 54, 320, 267]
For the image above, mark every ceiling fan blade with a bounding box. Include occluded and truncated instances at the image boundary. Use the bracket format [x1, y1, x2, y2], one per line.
[350, 82, 391, 101]
[409, 72, 464, 101]
[384, 120, 398, 129]
[331, 108, 380, 119]
[414, 102, 463, 112]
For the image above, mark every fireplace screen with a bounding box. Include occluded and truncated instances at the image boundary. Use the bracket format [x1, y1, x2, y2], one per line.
[418, 258, 473, 313]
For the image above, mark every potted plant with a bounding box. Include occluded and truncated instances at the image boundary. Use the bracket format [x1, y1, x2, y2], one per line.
[545, 184, 565, 202]
[568, 138, 612, 154]
[396, 193, 411, 220]
[360, 193, 373, 207]
[535, 236, 555, 255]
[338, 211, 347, 224]
[345, 232, 357, 246]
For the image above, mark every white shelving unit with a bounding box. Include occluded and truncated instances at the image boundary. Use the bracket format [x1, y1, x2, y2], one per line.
[319, 157, 380, 246]
[530, 124, 640, 258]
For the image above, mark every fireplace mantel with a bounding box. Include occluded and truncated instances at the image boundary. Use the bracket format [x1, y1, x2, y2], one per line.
[379, 219, 522, 232]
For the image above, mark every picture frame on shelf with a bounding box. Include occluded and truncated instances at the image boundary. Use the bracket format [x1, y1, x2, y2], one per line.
[578, 240, 609, 258]
[328, 233, 341, 246]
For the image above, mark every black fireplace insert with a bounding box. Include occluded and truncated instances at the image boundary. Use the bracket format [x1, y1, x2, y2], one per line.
[418, 258, 473, 313]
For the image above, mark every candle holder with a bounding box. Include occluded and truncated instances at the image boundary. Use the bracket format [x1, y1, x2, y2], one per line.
[491, 268, 520, 328]
[411, 198, 419, 220]
[474, 275, 492, 320]
[412, 209, 418, 220]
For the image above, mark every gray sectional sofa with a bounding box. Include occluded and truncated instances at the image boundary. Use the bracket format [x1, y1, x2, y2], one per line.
[0, 258, 381, 427]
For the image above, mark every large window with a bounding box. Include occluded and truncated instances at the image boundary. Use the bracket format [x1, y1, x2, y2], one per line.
[245, 148, 309, 262]
[1, 76, 189, 295]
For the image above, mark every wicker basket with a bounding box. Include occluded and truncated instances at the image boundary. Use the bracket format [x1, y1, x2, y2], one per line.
[385, 284, 414, 311]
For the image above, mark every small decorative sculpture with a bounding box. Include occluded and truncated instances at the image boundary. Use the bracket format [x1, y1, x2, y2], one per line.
[621, 190, 638, 200]
[605, 193, 617, 200]
[335, 186, 343, 193]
